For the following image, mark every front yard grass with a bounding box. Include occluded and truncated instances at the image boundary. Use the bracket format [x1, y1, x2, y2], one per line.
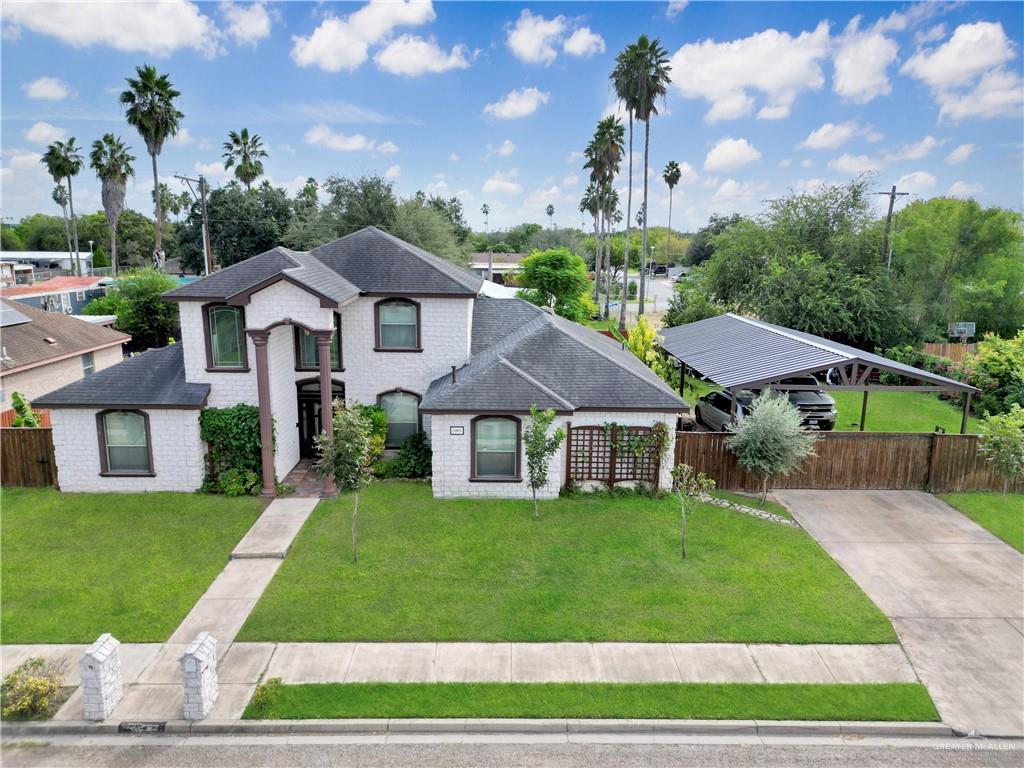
[237, 481, 894, 643]
[941, 492, 1024, 552]
[242, 682, 938, 722]
[1, 489, 264, 643]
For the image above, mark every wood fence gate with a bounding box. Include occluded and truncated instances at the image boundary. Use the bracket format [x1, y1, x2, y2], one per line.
[673, 431, 1022, 493]
[1, 428, 57, 487]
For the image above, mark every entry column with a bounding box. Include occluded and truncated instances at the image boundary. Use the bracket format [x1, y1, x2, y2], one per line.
[314, 330, 336, 496]
[248, 329, 276, 496]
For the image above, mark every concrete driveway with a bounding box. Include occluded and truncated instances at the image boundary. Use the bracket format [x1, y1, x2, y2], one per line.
[774, 490, 1024, 737]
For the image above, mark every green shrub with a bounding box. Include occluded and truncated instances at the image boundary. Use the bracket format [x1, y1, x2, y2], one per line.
[249, 677, 282, 714]
[220, 468, 261, 497]
[375, 432, 432, 478]
[1, 657, 68, 720]
[199, 404, 270, 493]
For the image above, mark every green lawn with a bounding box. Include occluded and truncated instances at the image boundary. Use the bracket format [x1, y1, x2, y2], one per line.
[238, 481, 894, 643]
[942, 492, 1024, 552]
[1, 489, 264, 643]
[243, 682, 938, 722]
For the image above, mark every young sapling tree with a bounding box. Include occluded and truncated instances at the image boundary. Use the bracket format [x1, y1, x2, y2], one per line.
[672, 463, 715, 559]
[523, 404, 566, 519]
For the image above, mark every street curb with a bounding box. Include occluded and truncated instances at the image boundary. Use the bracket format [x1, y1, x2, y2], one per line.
[1, 718, 958, 739]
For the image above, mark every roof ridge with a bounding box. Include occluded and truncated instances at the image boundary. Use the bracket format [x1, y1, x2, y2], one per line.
[727, 313, 853, 361]
[498, 357, 576, 410]
[362, 226, 481, 293]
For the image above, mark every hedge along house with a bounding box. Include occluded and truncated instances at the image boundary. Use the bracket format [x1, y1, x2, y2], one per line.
[36, 227, 687, 497]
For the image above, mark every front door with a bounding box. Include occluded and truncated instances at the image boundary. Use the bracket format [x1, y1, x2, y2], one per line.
[297, 380, 344, 459]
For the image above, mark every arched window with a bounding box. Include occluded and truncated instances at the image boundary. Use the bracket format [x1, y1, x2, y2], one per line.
[472, 416, 521, 481]
[295, 315, 343, 370]
[97, 410, 152, 475]
[374, 299, 420, 351]
[204, 304, 247, 370]
[378, 390, 420, 448]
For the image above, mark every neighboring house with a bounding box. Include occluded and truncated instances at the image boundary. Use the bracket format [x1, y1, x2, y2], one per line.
[0, 262, 34, 286]
[0, 299, 129, 411]
[36, 227, 686, 497]
[2, 276, 113, 315]
[469, 252, 526, 285]
[0, 250, 94, 276]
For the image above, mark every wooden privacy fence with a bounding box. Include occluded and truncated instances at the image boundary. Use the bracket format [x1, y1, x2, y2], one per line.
[674, 431, 1023, 494]
[0, 408, 51, 428]
[1, 427, 57, 487]
[923, 342, 976, 363]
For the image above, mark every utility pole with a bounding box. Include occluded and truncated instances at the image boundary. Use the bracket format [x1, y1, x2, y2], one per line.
[176, 174, 213, 275]
[481, 203, 491, 282]
[875, 185, 908, 266]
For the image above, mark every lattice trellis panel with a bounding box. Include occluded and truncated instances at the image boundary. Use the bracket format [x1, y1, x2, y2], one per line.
[567, 424, 661, 488]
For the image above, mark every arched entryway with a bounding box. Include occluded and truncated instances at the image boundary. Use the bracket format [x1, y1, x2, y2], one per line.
[296, 378, 345, 458]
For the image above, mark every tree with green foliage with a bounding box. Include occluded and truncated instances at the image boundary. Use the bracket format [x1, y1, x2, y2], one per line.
[323, 174, 398, 234]
[90, 134, 135, 276]
[524, 226, 584, 256]
[424, 195, 470, 244]
[314, 403, 376, 563]
[120, 64, 184, 268]
[9, 392, 41, 428]
[664, 278, 725, 327]
[672, 463, 715, 559]
[727, 391, 817, 506]
[977, 404, 1024, 494]
[662, 161, 681, 263]
[49, 185, 73, 261]
[626, 315, 673, 381]
[685, 213, 741, 266]
[390, 197, 468, 265]
[222, 128, 268, 191]
[83, 269, 179, 350]
[523, 405, 566, 520]
[584, 117, 624, 320]
[41, 138, 84, 274]
[1, 226, 24, 252]
[545, 204, 555, 228]
[517, 248, 594, 322]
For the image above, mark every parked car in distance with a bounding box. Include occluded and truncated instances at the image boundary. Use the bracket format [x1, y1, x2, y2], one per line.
[695, 376, 837, 432]
[694, 390, 750, 432]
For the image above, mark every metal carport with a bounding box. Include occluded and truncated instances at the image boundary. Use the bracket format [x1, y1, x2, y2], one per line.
[659, 313, 979, 434]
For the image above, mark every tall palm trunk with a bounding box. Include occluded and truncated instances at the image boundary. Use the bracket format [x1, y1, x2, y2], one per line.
[618, 114, 634, 331]
[667, 186, 674, 264]
[59, 201, 73, 266]
[638, 120, 651, 315]
[603, 209, 612, 319]
[66, 176, 81, 276]
[592, 209, 601, 304]
[151, 152, 163, 265]
[108, 221, 118, 277]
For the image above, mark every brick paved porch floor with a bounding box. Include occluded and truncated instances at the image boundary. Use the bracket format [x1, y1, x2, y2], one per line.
[283, 459, 332, 498]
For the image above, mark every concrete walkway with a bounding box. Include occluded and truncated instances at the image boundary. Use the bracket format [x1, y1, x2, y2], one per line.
[775, 490, 1024, 737]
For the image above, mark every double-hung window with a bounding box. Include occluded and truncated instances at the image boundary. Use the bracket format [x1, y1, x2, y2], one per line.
[82, 352, 95, 377]
[375, 300, 419, 350]
[98, 410, 151, 475]
[295, 315, 342, 370]
[378, 390, 420, 448]
[472, 417, 520, 480]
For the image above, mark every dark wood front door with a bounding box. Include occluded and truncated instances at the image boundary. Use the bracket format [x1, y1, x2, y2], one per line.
[297, 380, 344, 459]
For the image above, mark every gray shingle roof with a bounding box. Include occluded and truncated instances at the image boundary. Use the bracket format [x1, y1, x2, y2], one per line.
[421, 298, 687, 413]
[0, 299, 129, 373]
[659, 312, 976, 392]
[34, 344, 210, 409]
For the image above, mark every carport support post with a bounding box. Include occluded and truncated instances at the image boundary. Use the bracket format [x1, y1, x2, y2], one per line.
[960, 391, 972, 435]
[859, 390, 869, 432]
[249, 330, 276, 496]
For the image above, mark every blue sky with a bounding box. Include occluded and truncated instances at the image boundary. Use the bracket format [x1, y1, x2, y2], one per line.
[2, 1, 1022, 232]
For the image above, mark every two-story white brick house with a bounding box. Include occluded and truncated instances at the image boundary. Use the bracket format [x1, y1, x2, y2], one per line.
[37, 227, 687, 498]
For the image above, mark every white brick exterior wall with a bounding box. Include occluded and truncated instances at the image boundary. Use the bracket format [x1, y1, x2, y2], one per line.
[267, 325, 299, 480]
[51, 407, 205, 492]
[246, 280, 335, 332]
[430, 411, 677, 499]
[179, 301, 258, 408]
[0, 344, 123, 409]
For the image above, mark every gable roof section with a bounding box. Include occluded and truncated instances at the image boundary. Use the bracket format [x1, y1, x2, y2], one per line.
[1, 276, 110, 298]
[0, 299, 129, 374]
[34, 344, 209, 409]
[659, 312, 975, 392]
[421, 298, 687, 413]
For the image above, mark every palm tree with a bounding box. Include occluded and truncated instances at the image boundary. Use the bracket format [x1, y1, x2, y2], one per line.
[41, 139, 84, 275]
[50, 184, 73, 265]
[480, 203, 492, 280]
[90, 134, 135, 276]
[584, 117, 624, 318]
[545, 204, 555, 228]
[662, 160, 681, 264]
[611, 43, 643, 330]
[579, 183, 600, 294]
[619, 35, 672, 315]
[222, 128, 268, 191]
[120, 64, 184, 268]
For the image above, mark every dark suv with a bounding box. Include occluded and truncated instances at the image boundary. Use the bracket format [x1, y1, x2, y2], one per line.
[695, 376, 836, 431]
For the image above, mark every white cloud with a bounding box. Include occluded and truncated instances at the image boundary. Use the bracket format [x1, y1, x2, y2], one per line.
[483, 87, 550, 119]
[563, 27, 605, 58]
[384, 164, 401, 180]
[794, 178, 825, 193]
[801, 158, 815, 168]
[291, 0, 436, 73]
[195, 160, 230, 178]
[935, 69, 1024, 122]
[221, 0, 273, 46]
[711, 178, 765, 204]
[3, 148, 43, 172]
[374, 34, 471, 76]
[3, 0, 222, 57]
[778, 158, 792, 168]
[801, 121, 859, 149]
[562, 174, 579, 187]
[487, 139, 516, 158]
[506, 9, 565, 65]
[675, 162, 700, 185]
[601, 99, 629, 120]
[666, 1, 688, 18]
[945, 143, 976, 164]
[483, 169, 522, 195]
[832, 16, 899, 104]
[896, 170, 937, 192]
[23, 121, 66, 145]
[170, 127, 195, 147]
[449, 152, 460, 161]
[425, 173, 449, 195]
[828, 153, 880, 174]
[567, 150, 585, 164]
[864, 129, 884, 143]
[947, 180, 983, 198]
[703, 137, 761, 172]
[22, 76, 70, 101]
[882, 135, 944, 162]
[669, 21, 830, 122]
[916, 24, 946, 46]
[304, 124, 396, 153]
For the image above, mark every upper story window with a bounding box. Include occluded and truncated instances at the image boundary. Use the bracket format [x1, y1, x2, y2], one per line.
[378, 390, 420, 448]
[82, 351, 95, 377]
[472, 416, 521, 481]
[97, 410, 152, 475]
[374, 299, 420, 351]
[295, 315, 342, 371]
[204, 304, 248, 371]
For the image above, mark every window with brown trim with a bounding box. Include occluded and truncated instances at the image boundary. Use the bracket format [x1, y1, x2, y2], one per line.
[96, 409, 154, 476]
[203, 303, 249, 371]
[377, 389, 421, 448]
[374, 298, 421, 351]
[294, 314, 343, 371]
[471, 415, 521, 481]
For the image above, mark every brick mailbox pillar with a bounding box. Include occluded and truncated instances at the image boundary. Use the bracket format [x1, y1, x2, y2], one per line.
[180, 632, 218, 720]
[79, 633, 123, 721]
